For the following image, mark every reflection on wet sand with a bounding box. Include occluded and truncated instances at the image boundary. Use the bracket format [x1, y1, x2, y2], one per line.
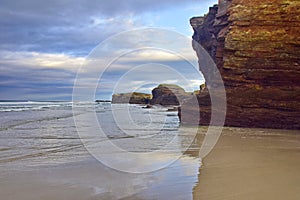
[0, 126, 205, 200]
[1, 119, 299, 200]
[193, 127, 300, 200]
[0, 151, 201, 200]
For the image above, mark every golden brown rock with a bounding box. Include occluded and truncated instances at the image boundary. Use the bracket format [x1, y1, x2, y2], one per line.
[184, 0, 300, 129]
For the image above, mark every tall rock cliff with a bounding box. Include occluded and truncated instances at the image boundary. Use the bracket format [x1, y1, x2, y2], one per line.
[184, 0, 300, 129]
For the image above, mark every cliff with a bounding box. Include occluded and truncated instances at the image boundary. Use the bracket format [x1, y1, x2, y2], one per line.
[183, 0, 300, 129]
[111, 92, 152, 104]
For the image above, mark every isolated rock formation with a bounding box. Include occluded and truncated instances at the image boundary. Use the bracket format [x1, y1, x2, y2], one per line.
[112, 92, 152, 104]
[150, 84, 192, 106]
[183, 0, 300, 129]
[112, 84, 194, 106]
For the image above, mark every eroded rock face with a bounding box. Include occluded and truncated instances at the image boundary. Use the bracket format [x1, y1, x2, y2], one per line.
[150, 84, 192, 106]
[184, 0, 300, 129]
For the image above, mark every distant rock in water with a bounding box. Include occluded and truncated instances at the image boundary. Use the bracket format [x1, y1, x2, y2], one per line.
[111, 92, 152, 104]
[142, 104, 153, 109]
[95, 100, 111, 103]
[150, 84, 192, 106]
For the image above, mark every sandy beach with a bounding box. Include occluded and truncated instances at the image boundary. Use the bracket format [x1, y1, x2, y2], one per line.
[1, 123, 299, 200]
[1, 0, 300, 199]
[193, 127, 300, 200]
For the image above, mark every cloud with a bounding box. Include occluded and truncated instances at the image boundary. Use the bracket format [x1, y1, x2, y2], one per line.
[0, 26, 205, 100]
[0, 50, 84, 71]
[0, 0, 213, 100]
[0, 15, 138, 56]
[0, 0, 199, 55]
[0, 0, 198, 19]
[0, 47, 204, 100]
[0, 0, 215, 55]
[0, 50, 78, 100]
[100, 62, 203, 95]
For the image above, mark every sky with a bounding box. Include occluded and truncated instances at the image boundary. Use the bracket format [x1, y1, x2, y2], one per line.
[0, 0, 218, 101]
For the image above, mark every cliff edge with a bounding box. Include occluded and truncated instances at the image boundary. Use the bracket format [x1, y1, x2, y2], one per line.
[184, 0, 300, 129]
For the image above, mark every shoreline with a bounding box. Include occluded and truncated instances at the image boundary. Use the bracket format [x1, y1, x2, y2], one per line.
[0, 126, 299, 199]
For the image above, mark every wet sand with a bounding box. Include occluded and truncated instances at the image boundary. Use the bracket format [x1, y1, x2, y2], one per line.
[0, 155, 200, 200]
[1, 126, 299, 200]
[193, 127, 300, 200]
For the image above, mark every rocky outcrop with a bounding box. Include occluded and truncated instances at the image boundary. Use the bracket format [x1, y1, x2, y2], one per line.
[184, 0, 300, 129]
[112, 92, 152, 104]
[150, 84, 192, 106]
[111, 84, 194, 106]
[95, 100, 111, 103]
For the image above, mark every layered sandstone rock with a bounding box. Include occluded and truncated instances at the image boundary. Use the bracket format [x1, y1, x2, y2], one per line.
[184, 0, 300, 129]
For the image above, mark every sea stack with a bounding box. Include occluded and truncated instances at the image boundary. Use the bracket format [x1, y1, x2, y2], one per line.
[150, 84, 191, 106]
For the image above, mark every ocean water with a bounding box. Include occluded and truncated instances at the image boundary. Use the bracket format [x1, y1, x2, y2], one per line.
[0, 101, 202, 199]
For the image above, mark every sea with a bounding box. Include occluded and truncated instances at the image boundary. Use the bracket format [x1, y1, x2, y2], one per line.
[0, 101, 203, 200]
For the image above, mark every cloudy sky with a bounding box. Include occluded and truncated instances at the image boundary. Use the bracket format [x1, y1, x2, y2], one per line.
[0, 0, 217, 101]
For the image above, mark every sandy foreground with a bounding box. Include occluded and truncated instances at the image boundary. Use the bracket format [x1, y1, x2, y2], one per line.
[193, 127, 300, 200]
[0, 127, 299, 200]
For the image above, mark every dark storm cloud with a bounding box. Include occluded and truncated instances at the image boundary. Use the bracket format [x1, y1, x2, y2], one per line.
[0, 0, 197, 55]
[0, 0, 196, 18]
[0, 63, 76, 100]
